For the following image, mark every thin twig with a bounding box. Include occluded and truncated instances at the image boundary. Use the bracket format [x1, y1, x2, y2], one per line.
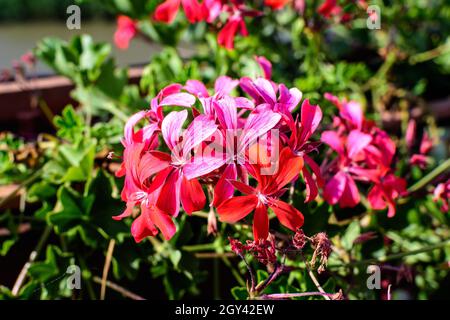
[407, 158, 450, 193]
[12, 226, 52, 296]
[301, 254, 330, 300]
[92, 276, 145, 300]
[258, 291, 335, 300]
[100, 239, 116, 300]
[194, 252, 236, 259]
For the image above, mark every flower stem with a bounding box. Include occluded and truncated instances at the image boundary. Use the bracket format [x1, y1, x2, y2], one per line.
[257, 291, 335, 300]
[407, 158, 450, 193]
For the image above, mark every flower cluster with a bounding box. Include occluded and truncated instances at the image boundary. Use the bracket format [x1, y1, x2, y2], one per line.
[320, 93, 407, 217]
[114, 57, 323, 242]
[114, 1, 372, 50]
[153, 0, 260, 49]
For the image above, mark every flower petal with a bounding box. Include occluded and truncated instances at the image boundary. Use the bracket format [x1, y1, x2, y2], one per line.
[182, 114, 217, 155]
[181, 176, 206, 214]
[299, 99, 322, 143]
[321, 130, 344, 155]
[147, 205, 176, 240]
[347, 130, 372, 159]
[323, 171, 346, 205]
[131, 208, 158, 243]
[160, 92, 196, 107]
[154, 0, 181, 23]
[217, 195, 258, 223]
[156, 169, 182, 217]
[270, 199, 304, 231]
[253, 203, 269, 240]
[185, 79, 209, 97]
[213, 164, 238, 207]
[161, 110, 187, 150]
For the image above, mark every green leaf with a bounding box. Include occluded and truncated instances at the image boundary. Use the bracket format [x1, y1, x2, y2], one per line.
[231, 287, 248, 300]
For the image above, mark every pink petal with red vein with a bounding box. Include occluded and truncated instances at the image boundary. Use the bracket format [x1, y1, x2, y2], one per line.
[185, 80, 209, 97]
[160, 92, 196, 107]
[161, 110, 187, 150]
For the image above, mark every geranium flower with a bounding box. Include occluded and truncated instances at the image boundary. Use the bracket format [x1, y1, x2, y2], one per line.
[154, 0, 205, 23]
[113, 142, 176, 241]
[433, 180, 450, 213]
[321, 129, 372, 207]
[287, 99, 324, 202]
[368, 172, 407, 218]
[240, 77, 302, 116]
[217, 147, 304, 240]
[211, 98, 282, 206]
[156, 110, 225, 216]
[265, 0, 291, 10]
[114, 15, 137, 50]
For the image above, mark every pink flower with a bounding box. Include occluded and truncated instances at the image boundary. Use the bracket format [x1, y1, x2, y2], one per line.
[433, 180, 449, 213]
[240, 77, 302, 116]
[156, 110, 226, 216]
[114, 16, 137, 50]
[288, 99, 324, 202]
[321, 130, 373, 207]
[322, 94, 407, 216]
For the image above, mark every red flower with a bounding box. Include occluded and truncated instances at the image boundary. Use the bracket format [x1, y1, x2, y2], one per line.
[217, 147, 304, 240]
[368, 173, 406, 218]
[114, 16, 137, 50]
[154, 0, 205, 24]
[265, 0, 291, 10]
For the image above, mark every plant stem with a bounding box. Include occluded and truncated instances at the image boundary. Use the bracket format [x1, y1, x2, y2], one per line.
[100, 239, 116, 300]
[12, 225, 51, 296]
[182, 243, 217, 252]
[407, 158, 450, 193]
[409, 42, 450, 64]
[258, 291, 335, 300]
[300, 254, 331, 300]
[92, 276, 145, 300]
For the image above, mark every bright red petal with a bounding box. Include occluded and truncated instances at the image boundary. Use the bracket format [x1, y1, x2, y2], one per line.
[181, 176, 206, 214]
[217, 195, 258, 223]
[270, 200, 304, 231]
[253, 203, 269, 240]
